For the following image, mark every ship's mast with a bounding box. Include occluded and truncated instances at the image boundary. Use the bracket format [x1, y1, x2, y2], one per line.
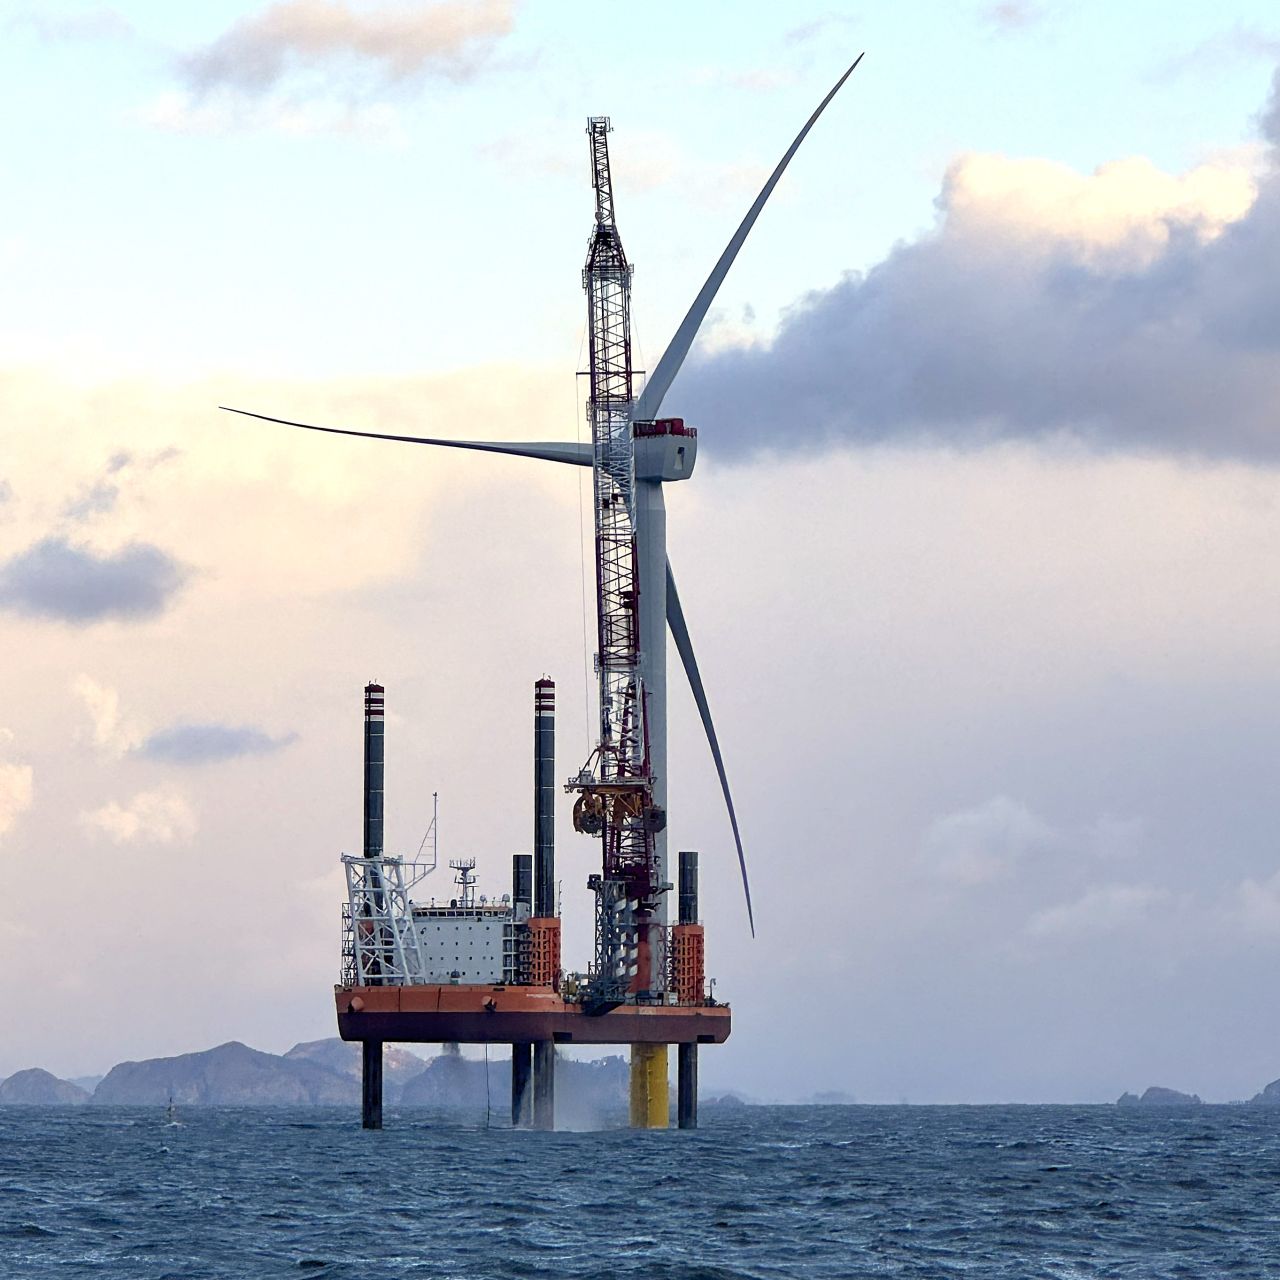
[572, 118, 664, 1008]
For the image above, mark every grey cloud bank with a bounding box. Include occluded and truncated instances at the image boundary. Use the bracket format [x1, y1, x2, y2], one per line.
[677, 72, 1280, 465]
[139, 723, 298, 765]
[0, 537, 187, 624]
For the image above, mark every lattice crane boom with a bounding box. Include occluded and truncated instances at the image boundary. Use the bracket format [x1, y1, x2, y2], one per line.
[573, 117, 664, 1007]
[583, 116, 640, 777]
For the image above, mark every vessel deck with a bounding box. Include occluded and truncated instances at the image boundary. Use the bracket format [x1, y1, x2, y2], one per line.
[335, 985, 730, 1045]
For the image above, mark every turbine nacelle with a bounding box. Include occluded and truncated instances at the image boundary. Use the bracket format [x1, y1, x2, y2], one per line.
[634, 418, 697, 482]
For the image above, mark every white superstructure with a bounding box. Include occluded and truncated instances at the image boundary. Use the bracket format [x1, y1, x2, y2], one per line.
[341, 854, 527, 986]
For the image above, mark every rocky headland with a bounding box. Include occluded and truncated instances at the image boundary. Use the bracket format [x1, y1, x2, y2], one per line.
[1116, 1080, 1280, 1107]
[1246, 1078, 1280, 1106]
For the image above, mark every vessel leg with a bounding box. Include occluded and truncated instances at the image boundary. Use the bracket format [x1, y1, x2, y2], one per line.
[630, 1043, 669, 1129]
[362, 1039, 383, 1130]
[532, 1040, 555, 1131]
[511, 1041, 532, 1127]
[677, 1043, 698, 1129]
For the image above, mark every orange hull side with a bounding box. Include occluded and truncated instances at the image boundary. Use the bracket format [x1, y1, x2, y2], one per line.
[335, 984, 730, 1046]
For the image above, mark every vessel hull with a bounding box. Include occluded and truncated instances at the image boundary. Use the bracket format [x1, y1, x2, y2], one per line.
[335, 985, 730, 1045]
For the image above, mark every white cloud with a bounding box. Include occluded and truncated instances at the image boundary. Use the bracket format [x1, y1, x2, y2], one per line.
[178, 0, 515, 94]
[129, 0, 516, 138]
[1227, 869, 1280, 939]
[921, 801, 1148, 890]
[81, 786, 197, 845]
[0, 761, 34, 838]
[923, 795, 1060, 885]
[941, 151, 1257, 268]
[72, 675, 143, 758]
[10, 7, 133, 42]
[1025, 883, 1172, 939]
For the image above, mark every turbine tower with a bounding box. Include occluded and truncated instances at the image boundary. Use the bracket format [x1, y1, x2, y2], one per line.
[224, 56, 861, 1125]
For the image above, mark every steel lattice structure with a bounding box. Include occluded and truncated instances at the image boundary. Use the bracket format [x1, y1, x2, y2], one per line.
[583, 117, 640, 780]
[574, 118, 663, 1006]
[342, 854, 429, 985]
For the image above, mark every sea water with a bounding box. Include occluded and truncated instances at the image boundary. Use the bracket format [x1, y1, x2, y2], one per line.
[3, 1104, 1278, 1278]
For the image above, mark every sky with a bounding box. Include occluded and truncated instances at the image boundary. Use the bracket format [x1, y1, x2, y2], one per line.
[2, 0, 1280, 1103]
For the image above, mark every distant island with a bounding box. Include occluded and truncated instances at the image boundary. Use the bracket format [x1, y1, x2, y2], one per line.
[1117, 1086, 1203, 1107]
[1117, 1082, 1280, 1107]
[0, 1039, 638, 1122]
[0, 1068, 92, 1106]
[8, 1047, 1280, 1109]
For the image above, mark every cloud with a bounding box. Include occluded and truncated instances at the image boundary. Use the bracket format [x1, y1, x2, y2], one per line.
[72, 676, 294, 764]
[675, 78, 1280, 463]
[9, 7, 133, 41]
[923, 798, 1151, 887]
[0, 761, 34, 838]
[138, 723, 298, 765]
[1262, 67, 1280, 147]
[82, 786, 197, 845]
[1156, 25, 1280, 79]
[923, 795, 1061, 885]
[62, 448, 179, 522]
[63, 480, 120, 521]
[71, 675, 144, 758]
[177, 0, 516, 96]
[783, 13, 858, 46]
[1025, 884, 1173, 939]
[0, 537, 188, 623]
[983, 1, 1043, 30]
[1228, 869, 1280, 939]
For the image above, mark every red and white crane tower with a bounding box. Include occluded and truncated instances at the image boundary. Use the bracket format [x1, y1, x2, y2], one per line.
[570, 118, 666, 1015]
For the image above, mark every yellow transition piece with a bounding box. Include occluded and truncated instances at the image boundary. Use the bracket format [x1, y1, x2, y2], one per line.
[629, 1043, 669, 1128]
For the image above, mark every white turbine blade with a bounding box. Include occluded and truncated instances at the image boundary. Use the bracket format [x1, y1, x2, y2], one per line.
[220, 407, 592, 467]
[633, 54, 864, 424]
[666, 557, 755, 938]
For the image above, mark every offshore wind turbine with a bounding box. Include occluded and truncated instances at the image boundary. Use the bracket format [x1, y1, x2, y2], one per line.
[223, 56, 861, 1123]
[225, 55, 860, 921]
